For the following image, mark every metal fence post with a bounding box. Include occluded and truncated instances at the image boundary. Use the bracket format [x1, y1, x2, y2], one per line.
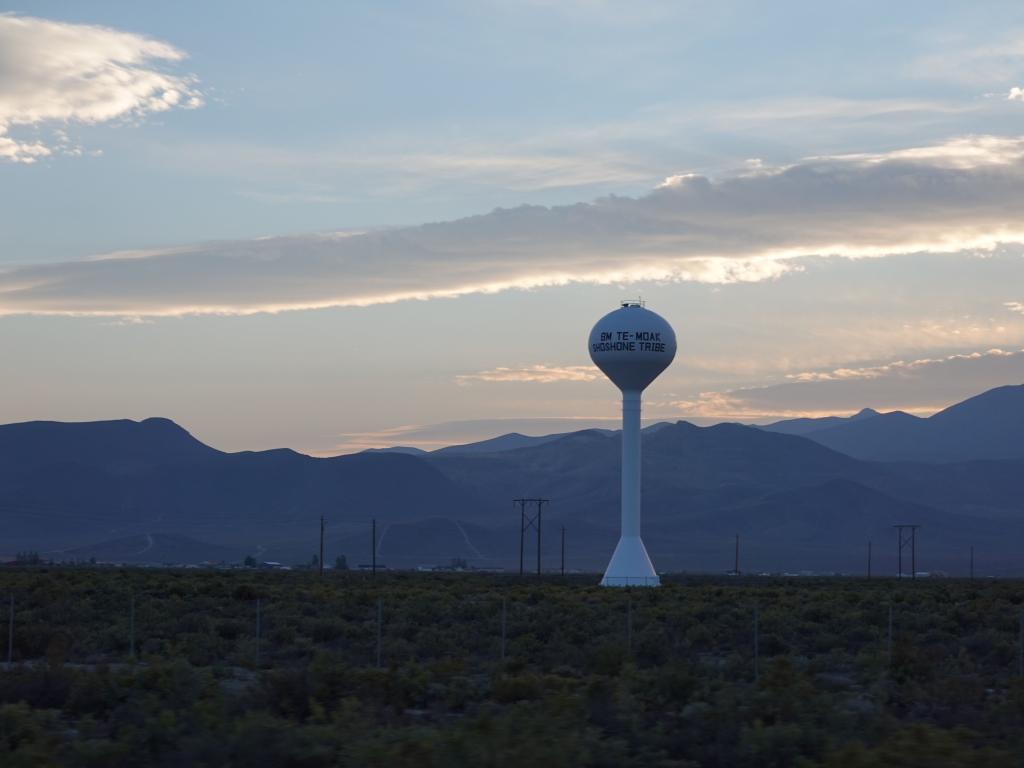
[376, 597, 383, 668]
[6, 595, 12, 668]
[500, 597, 507, 661]
[754, 605, 760, 683]
[255, 598, 261, 666]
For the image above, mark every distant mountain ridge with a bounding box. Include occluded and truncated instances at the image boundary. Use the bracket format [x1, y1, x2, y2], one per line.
[0, 417, 481, 564]
[761, 408, 880, 436]
[0, 417, 220, 473]
[3, 384, 1024, 574]
[389, 423, 665, 457]
[764, 384, 1024, 462]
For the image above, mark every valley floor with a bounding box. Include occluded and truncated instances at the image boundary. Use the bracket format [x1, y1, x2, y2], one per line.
[0, 569, 1022, 766]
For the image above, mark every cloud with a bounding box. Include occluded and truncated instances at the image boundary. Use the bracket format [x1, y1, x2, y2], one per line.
[656, 172, 702, 189]
[0, 14, 202, 163]
[782, 349, 1017, 382]
[180, 139, 653, 195]
[456, 365, 601, 385]
[815, 135, 1024, 169]
[1009, 87, 1024, 101]
[4, 134, 1024, 316]
[173, 94, 984, 201]
[909, 35, 1024, 86]
[1007, 301, 1024, 314]
[672, 348, 1024, 421]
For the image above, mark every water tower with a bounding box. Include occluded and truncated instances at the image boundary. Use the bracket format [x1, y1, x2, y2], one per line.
[589, 300, 677, 586]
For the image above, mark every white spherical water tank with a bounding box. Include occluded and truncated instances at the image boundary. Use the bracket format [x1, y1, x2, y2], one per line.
[589, 301, 677, 586]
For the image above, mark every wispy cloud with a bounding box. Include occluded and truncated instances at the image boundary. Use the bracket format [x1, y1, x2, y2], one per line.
[669, 390, 844, 421]
[169, 94, 984, 201]
[4, 134, 1024, 316]
[0, 14, 202, 163]
[456, 365, 601, 385]
[909, 33, 1024, 86]
[1007, 301, 1024, 314]
[672, 348, 1024, 420]
[173, 140, 653, 195]
[783, 349, 1017, 382]
[814, 135, 1024, 169]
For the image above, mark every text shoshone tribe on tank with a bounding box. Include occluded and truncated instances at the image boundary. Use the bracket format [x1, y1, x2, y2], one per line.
[590, 330, 667, 353]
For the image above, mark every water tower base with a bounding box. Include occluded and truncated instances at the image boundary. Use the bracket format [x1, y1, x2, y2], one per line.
[600, 536, 661, 587]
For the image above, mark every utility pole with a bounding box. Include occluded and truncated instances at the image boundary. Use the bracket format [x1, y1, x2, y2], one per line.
[560, 526, 566, 576]
[372, 518, 377, 577]
[912, 527, 917, 579]
[319, 516, 325, 577]
[536, 499, 547, 575]
[516, 499, 526, 576]
[894, 525, 920, 579]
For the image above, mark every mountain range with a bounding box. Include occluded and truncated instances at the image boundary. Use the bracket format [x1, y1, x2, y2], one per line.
[2, 384, 1023, 575]
[760, 384, 1024, 462]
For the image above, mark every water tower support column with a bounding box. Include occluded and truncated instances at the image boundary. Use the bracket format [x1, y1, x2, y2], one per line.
[621, 390, 641, 540]
[600, 387, 659, 586]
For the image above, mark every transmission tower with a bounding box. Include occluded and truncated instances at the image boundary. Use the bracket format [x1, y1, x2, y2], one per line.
[514, 498, 549, 575]
[894, 524, 920, 579]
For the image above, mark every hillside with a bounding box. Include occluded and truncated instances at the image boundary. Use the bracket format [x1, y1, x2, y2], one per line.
[4, 385, 1024, 573]
[778, 384, 1024, 462]
[0, 418, 482, 563]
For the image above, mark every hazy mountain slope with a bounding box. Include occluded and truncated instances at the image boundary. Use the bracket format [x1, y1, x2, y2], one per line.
[0, 420, 483, 553]
[431, 424, 664, 457]
[760, 408, 880, 436]
[859, 458, 1024, 519]
[924, 384, 1024, 459]
[643, 421, 874, 489]
[427, 429, 621, 523]
[805, 385, 1024, 462]
[426, 421, 891, 534]
[0, 417, 220, 474]
[432, 432, 568, 456]
[362, 446, 428, 455]
[803, 410, 925, 460]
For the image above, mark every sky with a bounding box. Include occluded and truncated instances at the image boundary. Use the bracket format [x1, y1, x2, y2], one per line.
[2, 1, 1024, 454]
